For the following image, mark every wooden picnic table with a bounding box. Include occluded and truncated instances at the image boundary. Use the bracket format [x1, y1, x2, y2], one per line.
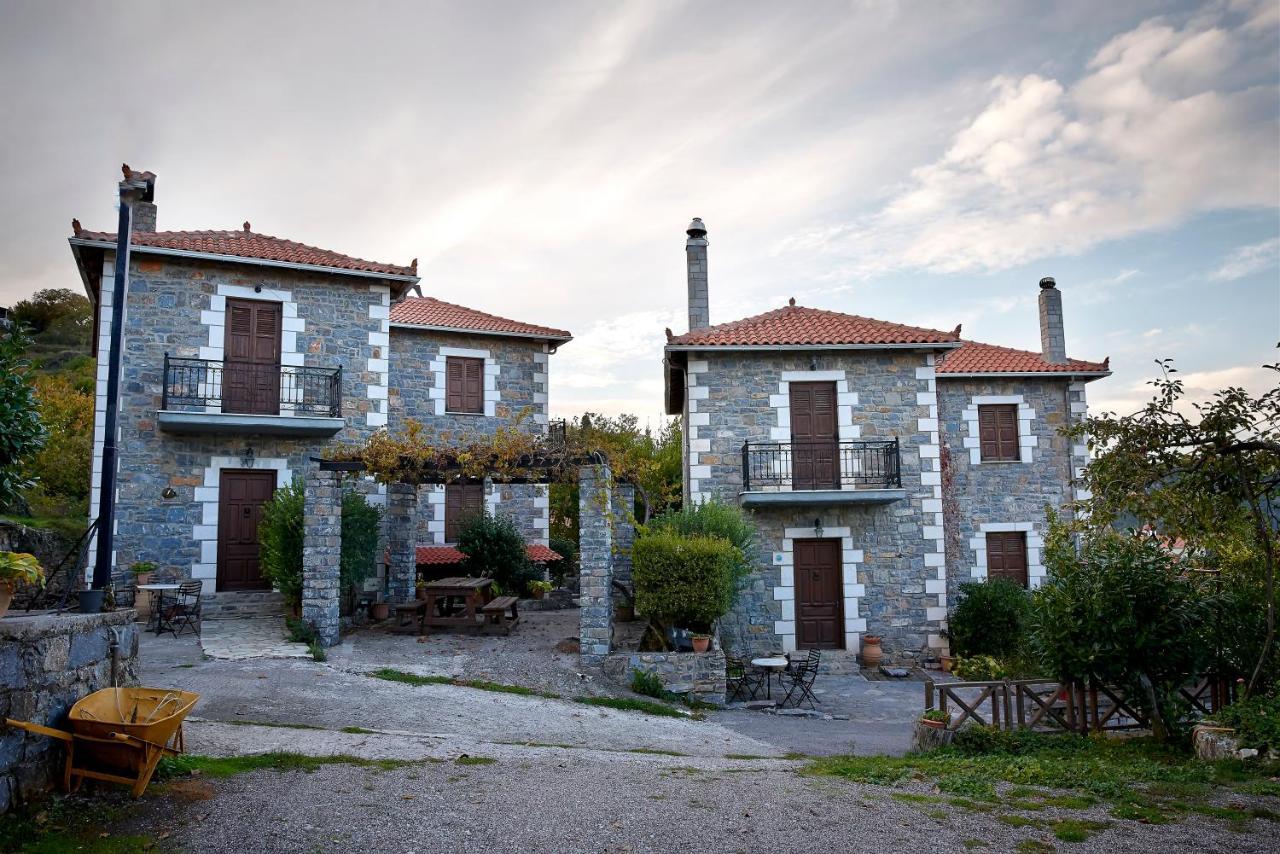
[419, 577, 494, 634]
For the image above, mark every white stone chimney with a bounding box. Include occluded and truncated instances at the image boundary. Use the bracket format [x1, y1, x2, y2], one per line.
[1038, 276, 1067, 364]
[686, 217, 709, 331]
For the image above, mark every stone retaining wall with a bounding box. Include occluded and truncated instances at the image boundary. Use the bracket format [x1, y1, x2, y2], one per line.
[602, 650, 727, 706]
[0, 610, 140, 813]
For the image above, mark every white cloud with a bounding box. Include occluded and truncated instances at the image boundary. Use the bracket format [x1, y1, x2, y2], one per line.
[779, 9, 1279, 278]
[1090, 362, 1278, 418]
[1210, 237, 1280, 280]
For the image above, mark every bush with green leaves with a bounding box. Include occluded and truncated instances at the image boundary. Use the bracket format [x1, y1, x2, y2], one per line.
[458, 511, 538, 593]
[547, 533, 577, 585]
[1030, 516, 1214, 740]
[630, 669, 666, 698]
[643, 499, 755, 595]
[948, 579, 1032, 659]
[259, 479, 383, 611]
[632, 532, 739, 633]
[0, 326, 46, 511]
[1211, 691, 1280, 753]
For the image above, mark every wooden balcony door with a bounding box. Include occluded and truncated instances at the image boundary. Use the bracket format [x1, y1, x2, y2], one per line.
[224, 298, 282, 415]
[790, 381, 839, 490]
[217, 470, 276, 591]
[795, 538, 844, 649]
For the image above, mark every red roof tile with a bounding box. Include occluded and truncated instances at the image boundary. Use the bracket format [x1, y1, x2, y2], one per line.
[415, 544, 563, 565]
[72, 227, 416, 278]
[936, 341, 1109, 375]
[667, 304, 960, 347]
[391, 297, 571, 341]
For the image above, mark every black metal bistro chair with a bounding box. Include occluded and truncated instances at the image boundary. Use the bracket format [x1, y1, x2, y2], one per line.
[157, 580, 203, 638]
[778, 649, 822, 709]
[726, 655, 766, 703]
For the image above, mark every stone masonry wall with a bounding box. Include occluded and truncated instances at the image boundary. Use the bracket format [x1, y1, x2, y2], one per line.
[90, 251, 394, 585]
[578, 465, 613, 664]
[687, 348, 944, 664]
[0, 611, 139, 813]
[302, 468, 341, 646]
[937, 378, 1078, 599]
[602, 650, 727, 706]
[389, 328, 550, 440]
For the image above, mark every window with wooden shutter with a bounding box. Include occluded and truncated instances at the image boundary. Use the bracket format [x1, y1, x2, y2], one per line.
[986, 531, 1028, 588]
[977, 404, 1020, 461]
[445, 483, 485, 542]
[446, 357, 484, 414]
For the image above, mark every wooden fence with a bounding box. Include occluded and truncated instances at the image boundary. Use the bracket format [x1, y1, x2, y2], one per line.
[924, 676, 1235, 733]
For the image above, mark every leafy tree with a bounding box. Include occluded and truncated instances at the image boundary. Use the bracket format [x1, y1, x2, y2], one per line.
[632, 532, 740, 634]
[1068, 359, 1280, 693]
[23, 374, 93, 515]
[0, 326, 46, 511]
[1030, 516, 1214, 741]
[339, 490, 382, 609]
[947, 579, 1032, 659]
[457, 511, 538, 594]
[9, 289, 92, 374]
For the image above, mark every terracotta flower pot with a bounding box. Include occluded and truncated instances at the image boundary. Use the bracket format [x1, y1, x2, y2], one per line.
[692, 635, 711, 654]
[416, 587, 427, 601]
[861, 635, 884, 668]
[370, 602, 390, 621]
[0, 581, 13, 619]
[531, 588, 546, 600]
[921, 717, 947, 730]
[940, 655, 954, 674]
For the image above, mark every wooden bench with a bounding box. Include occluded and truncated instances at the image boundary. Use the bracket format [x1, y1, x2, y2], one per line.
[391, 600, 425, 633]
[481, 595, 520, 634]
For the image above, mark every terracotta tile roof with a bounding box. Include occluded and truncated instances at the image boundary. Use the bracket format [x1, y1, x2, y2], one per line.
[390, 296, 571, 341]
[415, 544, 563, 565]
[936, 341, 1109, 375]
[71, 225, 417, 278]
[667, 303, 960, 348]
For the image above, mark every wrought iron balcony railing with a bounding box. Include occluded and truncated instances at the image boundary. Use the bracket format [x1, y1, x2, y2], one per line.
[741, 439, 901, 492]
[162, 354, 342, 417]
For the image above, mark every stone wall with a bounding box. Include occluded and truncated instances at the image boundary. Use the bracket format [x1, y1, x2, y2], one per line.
[302, 468, 341, 646]
[602, 650, 727, 706]
[686, 349, 944, 663]
[388, 328, 550, 438]
[0, 522, 81, 608]
[936, 378, 1078, 599]
[0, 611, 139, 813]
[611, 484, 635, 593]
[578, 465, 613, 664]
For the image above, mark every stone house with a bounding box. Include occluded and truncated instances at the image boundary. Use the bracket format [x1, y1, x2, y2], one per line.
[68, 168, 570, 602]
[663, 218, 1109, 665]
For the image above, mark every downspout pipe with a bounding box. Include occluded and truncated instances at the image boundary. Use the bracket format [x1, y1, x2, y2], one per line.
[92, 167, 150, 591]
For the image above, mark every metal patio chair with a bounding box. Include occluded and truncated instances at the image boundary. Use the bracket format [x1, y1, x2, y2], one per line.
[778, 649, 822, 710]
[157, 580, 203, 638]
[726, 655, 765, 702]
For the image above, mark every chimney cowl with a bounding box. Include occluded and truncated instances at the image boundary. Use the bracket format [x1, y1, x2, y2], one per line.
[1039, 276, 1056, 289]
[686, 217, 707, 239]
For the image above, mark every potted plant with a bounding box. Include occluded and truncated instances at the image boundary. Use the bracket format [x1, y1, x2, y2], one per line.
[691, 633, 712, 653]
[369, 600, 390, 621]
[861, 634, 884, 668]
[130, 561, 158, 620]
[527, 579, 553, 600]
[415, 578, 428, 601]
[940, 654, 955, 673]
[920, 708, 949, 730]
[0, 552, 44, 618]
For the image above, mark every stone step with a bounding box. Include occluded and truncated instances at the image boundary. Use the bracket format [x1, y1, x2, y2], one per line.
[815, 651, 861, 676]
[201, 590, 287, 620]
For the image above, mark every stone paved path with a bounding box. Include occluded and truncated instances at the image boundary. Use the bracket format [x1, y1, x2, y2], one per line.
[199, 617, 311, 660]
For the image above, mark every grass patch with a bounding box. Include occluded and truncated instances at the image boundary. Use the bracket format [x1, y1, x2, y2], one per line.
[962, 840, 986, 850]
[996, 814, 1040, 828]
[0, 796, 150, 854]
[340, 726, 377, 734]
[156, 752, 419, 779]
[367, 668, 560, 698]
[806, 730, 1280, 830]
[891, 792, 945, 804]
[1015, 841, 1055, 853]
[1050, 819, 1109, 842]
[222, 719, 325, 730]
[176, 663, 196, 668]
[455, 756, 496, 766]
[628, 747, 688, 756]
[574, 696, 691, 719]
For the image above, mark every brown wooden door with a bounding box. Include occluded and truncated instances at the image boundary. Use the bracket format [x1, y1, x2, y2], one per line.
[217, 470, 276, 591]
[224, 298, 282, 415]
[795, 538, 844, 649]
[986, 531, 1028, 587]
[790, 381, 839, 489]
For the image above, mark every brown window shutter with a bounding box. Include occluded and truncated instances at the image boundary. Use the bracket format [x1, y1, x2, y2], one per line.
[986, 532, 1028, 587]
[446, 358, 464, 412]
[978, 404, 1019, 461]
[227, 304, 253, 361]
[464, 359, 484, 413]
[445, 483, 485, 542]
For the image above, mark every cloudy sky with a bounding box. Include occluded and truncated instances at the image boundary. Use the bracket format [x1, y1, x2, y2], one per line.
[2, 0, 1276, 422]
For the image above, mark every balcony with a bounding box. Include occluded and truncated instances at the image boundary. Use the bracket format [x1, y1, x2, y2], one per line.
[739, 439, 906, 507]
[157, 354, 345, 437]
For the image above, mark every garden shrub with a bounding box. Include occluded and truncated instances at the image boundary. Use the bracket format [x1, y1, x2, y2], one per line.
[630, 669, 666, 698]
[458, 511, 539, 593]
[948, 579, 1031, 659]
[1212, 692, 1280, 754]
[632, 532, 739, 632]
[259, 479, 383, 611]
[643, 499, 755, 604]
[547, 533, 578, 585]
[1029, 516, 1214, 740]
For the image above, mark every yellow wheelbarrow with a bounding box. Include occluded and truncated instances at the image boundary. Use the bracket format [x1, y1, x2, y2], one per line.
[4, 687, 199, 797]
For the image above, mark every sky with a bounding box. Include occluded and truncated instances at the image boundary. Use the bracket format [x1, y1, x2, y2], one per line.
[1, 0, 1276, 424]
